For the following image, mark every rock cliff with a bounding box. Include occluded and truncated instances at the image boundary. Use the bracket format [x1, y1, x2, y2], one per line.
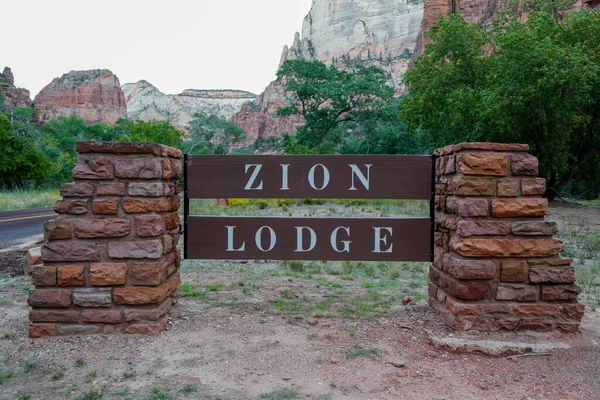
[123, 81, 255, 131]
[34, 69, 127, 125]
[234, 0, 425, 145]
[0, 67, 33, 108]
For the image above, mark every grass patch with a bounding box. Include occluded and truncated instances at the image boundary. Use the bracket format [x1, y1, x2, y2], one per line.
[150, 387, 172, 400]
[14, 393, 31, 400]
[180, 384, 197, 393]
[259, 388, 301, 399]
[344, 345, 389, 361]
[206, 283, 224, 292]
[122, 369, 137, 379]
[178, 282, 207, 298]
[0, 368, 12, 384]
[1, 331, 10, 339]
[0, 188, 60, 212]
[75, 388, 103, 400]
[75, 357, 85, 367]
[24, 361, 37, 373]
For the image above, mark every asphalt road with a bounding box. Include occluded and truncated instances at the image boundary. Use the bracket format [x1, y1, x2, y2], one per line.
[0, 207, 56, 250]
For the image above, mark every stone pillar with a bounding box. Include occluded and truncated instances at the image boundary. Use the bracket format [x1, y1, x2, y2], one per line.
[28, 142, 182, 338]
[431, 142, 584, 332]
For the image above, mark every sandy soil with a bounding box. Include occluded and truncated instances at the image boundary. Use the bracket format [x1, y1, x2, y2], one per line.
[0, 202, 599, 400]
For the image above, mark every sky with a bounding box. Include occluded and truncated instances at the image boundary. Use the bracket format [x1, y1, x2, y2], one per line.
[1, 0, 314, 98]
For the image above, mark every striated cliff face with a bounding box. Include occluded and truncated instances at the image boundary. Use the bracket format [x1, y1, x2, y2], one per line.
[234, 0, 425, 145]
[123, 80, 255, 131]
[0, 67, 32, 108]
[34, 69, 127, 125]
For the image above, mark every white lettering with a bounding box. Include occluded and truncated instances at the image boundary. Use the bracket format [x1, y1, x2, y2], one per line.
[255, 226, 276, 252]
[225, 226, 245, 252]
[372, 227, 393, 253]
[280, 164, 290, 190]
[349, 164, 372, 191]
[330, 226, 351, 253]
[308, 164, 330, 191]
[244, 164, 263, 190]
[294, 226, 317, 252]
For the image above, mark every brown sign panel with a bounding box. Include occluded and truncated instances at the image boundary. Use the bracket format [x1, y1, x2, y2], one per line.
[186, 155, 432, 199]
[186, 216, 431, 261]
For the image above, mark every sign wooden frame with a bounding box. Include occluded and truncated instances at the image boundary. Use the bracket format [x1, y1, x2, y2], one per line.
[184, 155, 435, 262]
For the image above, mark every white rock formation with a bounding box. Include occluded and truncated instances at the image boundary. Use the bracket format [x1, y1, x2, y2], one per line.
[123, 80, 255, 130]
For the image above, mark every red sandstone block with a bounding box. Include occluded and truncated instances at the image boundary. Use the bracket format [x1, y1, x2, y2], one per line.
[81, 310, 123, 324]
[29, 310, 79, 323]
[42, 241, 99, 262]
[74, 218, 131, 239]
[60, 183, 94, 197]
[529, 266, 575, 284]
[521, 178, 546, 196]
[496, 284, 538, 302]
[497, 319, 520, 330]
[457, 220, 511, 237]
[443, 155, 456, 175]
[458, 153, 508, 176]
[511, 154, 539, 176]
[32, 266, 57, 287]
[428, 283, 437, 300]
[58, 324, 103, 335]
[125, 319, 167, 336]
[165, 212, 180, 230]
[29, 323, 57, 338]
[90, 263, 127, 286]
[561, 304, 585, 321]
[513, 304, 558, 317]
[521, 318, 554, 331]
[496, 180, 519, 197]
[556, 321, 580, 333]
[435, 196, 446, 212]
[512, 221, 558, 236]
[131, 259, 168, 286]
[114, 272, 181, 305]
[161, 235, 173, 254]
[450, 237, 563, 258]
[433, 247, 444, 268]
[115, 158, 162, 179]
[436, 214, 457, 231]
[72, 157, 114, 180]
[124, 299, 172, 322]
[28, 289, 72, 308]
[452, 176, 495, 196]
[491, 198, 548, 217]
[57, 265, 85, 287]
[55, 200, 88, 215]
[97, 183, 125, 196]
[541, 285, 582, 301]
[123, 198, 172, 213]
[44, 220, 72, 240]
[129, 182, 164, 197]
[446, 297, 482, 315]
[442, 254, 496, 280]
[446, 197, 489, 217]
[501, 260, 528, 283]
[136, 215, 165, 237]
[76, 141, 182, 158]
[481, 304, 510, 315]
[430, 267, 490, 300]
[92, 200, 119, 215]
[528, 258, 572, 267]
[108, 240, 163, 259]
[171, 196, 181, 211]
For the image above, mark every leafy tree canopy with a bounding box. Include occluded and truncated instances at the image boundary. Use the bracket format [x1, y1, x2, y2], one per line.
[276, 60, 396, 154]
[401, 3, 600, 198]
[182, 113, 246, 155]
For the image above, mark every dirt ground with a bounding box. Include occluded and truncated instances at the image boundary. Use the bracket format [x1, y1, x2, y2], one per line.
[1, 202, 599, 400]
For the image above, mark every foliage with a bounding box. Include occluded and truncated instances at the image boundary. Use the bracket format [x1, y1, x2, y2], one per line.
[0, 115, 50, 188]
[113, 118, 184, 147]
[182, 112, 245, 154]
[401, 5, 600, 198]
[277, 59, 396, 154]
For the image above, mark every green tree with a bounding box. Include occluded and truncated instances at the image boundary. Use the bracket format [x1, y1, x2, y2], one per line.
[0, 115, 50, 188]
[276, 60, 395, 154]
[113, 119, 184, 147]
[401, 6, 600, 198]
[183, 113, 246, 154]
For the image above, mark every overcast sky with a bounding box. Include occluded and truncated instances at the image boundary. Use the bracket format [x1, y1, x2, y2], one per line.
[1, 0, 313, 97]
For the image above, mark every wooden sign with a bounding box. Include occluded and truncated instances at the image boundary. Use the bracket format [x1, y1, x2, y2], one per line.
[186, 216, 432, 261]
[185, 155, 433, 199]
[184, 154, 435, 262]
